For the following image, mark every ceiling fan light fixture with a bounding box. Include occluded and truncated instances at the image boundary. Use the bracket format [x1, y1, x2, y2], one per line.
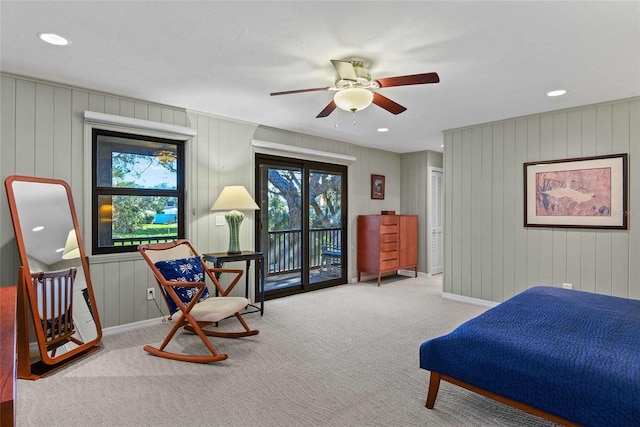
[333, 88, 373, 112]
[155, 149, 176, 165]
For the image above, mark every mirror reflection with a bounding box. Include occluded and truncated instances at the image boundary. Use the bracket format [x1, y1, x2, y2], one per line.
[7, 178, 101, 367]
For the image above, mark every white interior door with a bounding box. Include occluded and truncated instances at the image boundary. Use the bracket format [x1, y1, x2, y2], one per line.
[430, 169, 443, 275]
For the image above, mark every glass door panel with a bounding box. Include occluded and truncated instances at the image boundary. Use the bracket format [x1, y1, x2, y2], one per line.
[309, 170, 345, 284]
[258, 162, 303, 294]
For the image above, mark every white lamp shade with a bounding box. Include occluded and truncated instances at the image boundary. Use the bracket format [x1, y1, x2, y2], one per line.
[62, 229, 80, 260]
[334, 88, 374, 112]
[211, 185, 259, 211]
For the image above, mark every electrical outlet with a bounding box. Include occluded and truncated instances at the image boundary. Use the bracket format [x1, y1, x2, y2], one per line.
[562, 283, 572, 290]
[216, 215, 226, 226]
[147, 287, 155, 300]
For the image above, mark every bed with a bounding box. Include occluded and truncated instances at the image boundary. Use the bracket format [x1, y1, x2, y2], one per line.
[419, 286, 640, 426]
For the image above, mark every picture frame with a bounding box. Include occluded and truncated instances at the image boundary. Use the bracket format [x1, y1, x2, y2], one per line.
[524, 153, 627, 229]
[371, 174, 385, 200]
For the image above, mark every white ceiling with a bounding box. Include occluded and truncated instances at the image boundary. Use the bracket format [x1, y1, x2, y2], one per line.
[1, 1, 639, 153]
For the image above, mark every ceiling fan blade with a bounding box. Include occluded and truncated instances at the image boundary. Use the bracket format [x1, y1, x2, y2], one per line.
[330, 60, 357, 81]
[372, 92, 407, 115]
[376, 72, 440, 88]
[316, 101, 337, 118]
[270, 87, 330, 96]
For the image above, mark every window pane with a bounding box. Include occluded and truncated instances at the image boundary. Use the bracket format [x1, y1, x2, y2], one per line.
[309, 171, 342, 228]
[97, 195, 178, 248]
[96, 133, 178, 190]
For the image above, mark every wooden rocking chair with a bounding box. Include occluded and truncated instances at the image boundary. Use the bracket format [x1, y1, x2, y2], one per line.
[138, 240, 259, 363]
[31, 268, 80, 359]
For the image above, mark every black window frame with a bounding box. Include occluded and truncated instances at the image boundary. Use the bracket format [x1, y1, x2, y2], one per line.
[92, 128, 186, 255]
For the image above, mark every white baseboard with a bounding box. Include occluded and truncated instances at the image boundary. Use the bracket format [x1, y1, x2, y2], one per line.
[102, 317, 165, 337]
[441, 292, 500, 308]
[397, 269, 428, 278]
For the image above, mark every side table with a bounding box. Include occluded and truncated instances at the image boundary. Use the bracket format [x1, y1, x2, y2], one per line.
[202, 251, 265, 316]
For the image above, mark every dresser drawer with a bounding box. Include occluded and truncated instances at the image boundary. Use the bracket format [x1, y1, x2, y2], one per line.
[380, 242, 398, 252]
[380, 224, 399, 235]
[380, 250, 398, 261]
[380, 233, 398, 244]
[380, 258, 399, 271]
[380, 215, 399, 226]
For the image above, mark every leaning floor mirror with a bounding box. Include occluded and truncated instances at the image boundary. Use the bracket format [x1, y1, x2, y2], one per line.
[5, 175, 102, 379]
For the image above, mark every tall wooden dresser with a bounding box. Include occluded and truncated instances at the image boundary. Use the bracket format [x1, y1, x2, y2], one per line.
[357, 214, 418, 286]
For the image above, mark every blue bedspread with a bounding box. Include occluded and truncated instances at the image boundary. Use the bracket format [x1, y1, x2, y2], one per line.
[419, 286, 640, 426]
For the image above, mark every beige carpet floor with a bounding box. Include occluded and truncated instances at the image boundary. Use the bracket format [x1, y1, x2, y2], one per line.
[16, 275, 558, 426]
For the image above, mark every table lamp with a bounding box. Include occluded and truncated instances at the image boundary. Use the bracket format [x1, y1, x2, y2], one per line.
[211, 186, 260, 254]
[62, 229, 80, 259]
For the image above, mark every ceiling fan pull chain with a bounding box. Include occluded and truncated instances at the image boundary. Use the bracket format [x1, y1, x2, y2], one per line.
[352, 110, 357, 126]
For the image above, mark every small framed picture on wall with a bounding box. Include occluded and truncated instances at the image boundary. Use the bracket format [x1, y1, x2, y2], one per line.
[371, 174, 385, 200]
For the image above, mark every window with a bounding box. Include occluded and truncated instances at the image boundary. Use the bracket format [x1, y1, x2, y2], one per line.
[92, 129, 185, 254]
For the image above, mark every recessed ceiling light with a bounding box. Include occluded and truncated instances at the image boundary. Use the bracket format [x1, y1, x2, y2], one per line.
[547, 89, 567, 97]
[32, 226, 44, 232]
[38, 32, 70, 46]
[377, 128, 389, 133]
[441, 144, 444, 148]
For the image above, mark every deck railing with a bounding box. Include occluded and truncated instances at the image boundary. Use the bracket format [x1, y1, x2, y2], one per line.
[109, 228, 341, 277]
[111, 236, 176, 247]
[268, 227, 341, 275]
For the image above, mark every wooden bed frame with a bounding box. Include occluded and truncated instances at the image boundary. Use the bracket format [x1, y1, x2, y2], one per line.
[426, 371, 581, 427]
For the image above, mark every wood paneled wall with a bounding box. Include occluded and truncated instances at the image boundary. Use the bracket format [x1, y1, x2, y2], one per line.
[400, 150, 443, 274]
[1, 74, 190, 327]
[1, 74, 405, 329]
[444, 97, 640, 302]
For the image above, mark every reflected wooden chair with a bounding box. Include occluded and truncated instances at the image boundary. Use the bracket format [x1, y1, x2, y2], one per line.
[138, 239, 259, 363]
[31, 268, 80, 358]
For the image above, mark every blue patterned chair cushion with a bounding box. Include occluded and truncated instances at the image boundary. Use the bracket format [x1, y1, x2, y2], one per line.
[154, 256, 210, 315]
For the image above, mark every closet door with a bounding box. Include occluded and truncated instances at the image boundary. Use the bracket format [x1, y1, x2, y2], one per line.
[430, 168, 443, 274]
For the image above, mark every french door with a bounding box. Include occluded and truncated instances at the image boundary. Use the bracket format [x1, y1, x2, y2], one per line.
[255, 154, 347, 300]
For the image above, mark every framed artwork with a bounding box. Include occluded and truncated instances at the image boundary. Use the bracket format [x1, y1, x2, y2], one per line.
[371, 174, 385, 200]
[524, 153, 627, 229]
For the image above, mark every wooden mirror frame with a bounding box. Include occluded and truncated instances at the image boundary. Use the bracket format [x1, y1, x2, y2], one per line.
[5, 176, 102, 379]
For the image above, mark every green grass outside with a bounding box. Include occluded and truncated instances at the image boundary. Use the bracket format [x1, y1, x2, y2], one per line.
[113, 223, 178, 239]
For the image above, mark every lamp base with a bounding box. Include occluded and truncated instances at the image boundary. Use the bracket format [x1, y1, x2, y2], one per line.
[225, 210, 245, 254]
[226, 250, 242, 255]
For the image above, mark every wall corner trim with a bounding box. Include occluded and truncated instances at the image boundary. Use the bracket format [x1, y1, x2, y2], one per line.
[84, 111, 197, 137]
[251, 139, 357, 162]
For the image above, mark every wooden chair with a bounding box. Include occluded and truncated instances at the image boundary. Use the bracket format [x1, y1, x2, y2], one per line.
[138, 240, 258, 363]
[31, 268, 79, 358]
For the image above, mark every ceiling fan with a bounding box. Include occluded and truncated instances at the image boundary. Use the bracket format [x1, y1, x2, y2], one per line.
[270, 59, 439, 118]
